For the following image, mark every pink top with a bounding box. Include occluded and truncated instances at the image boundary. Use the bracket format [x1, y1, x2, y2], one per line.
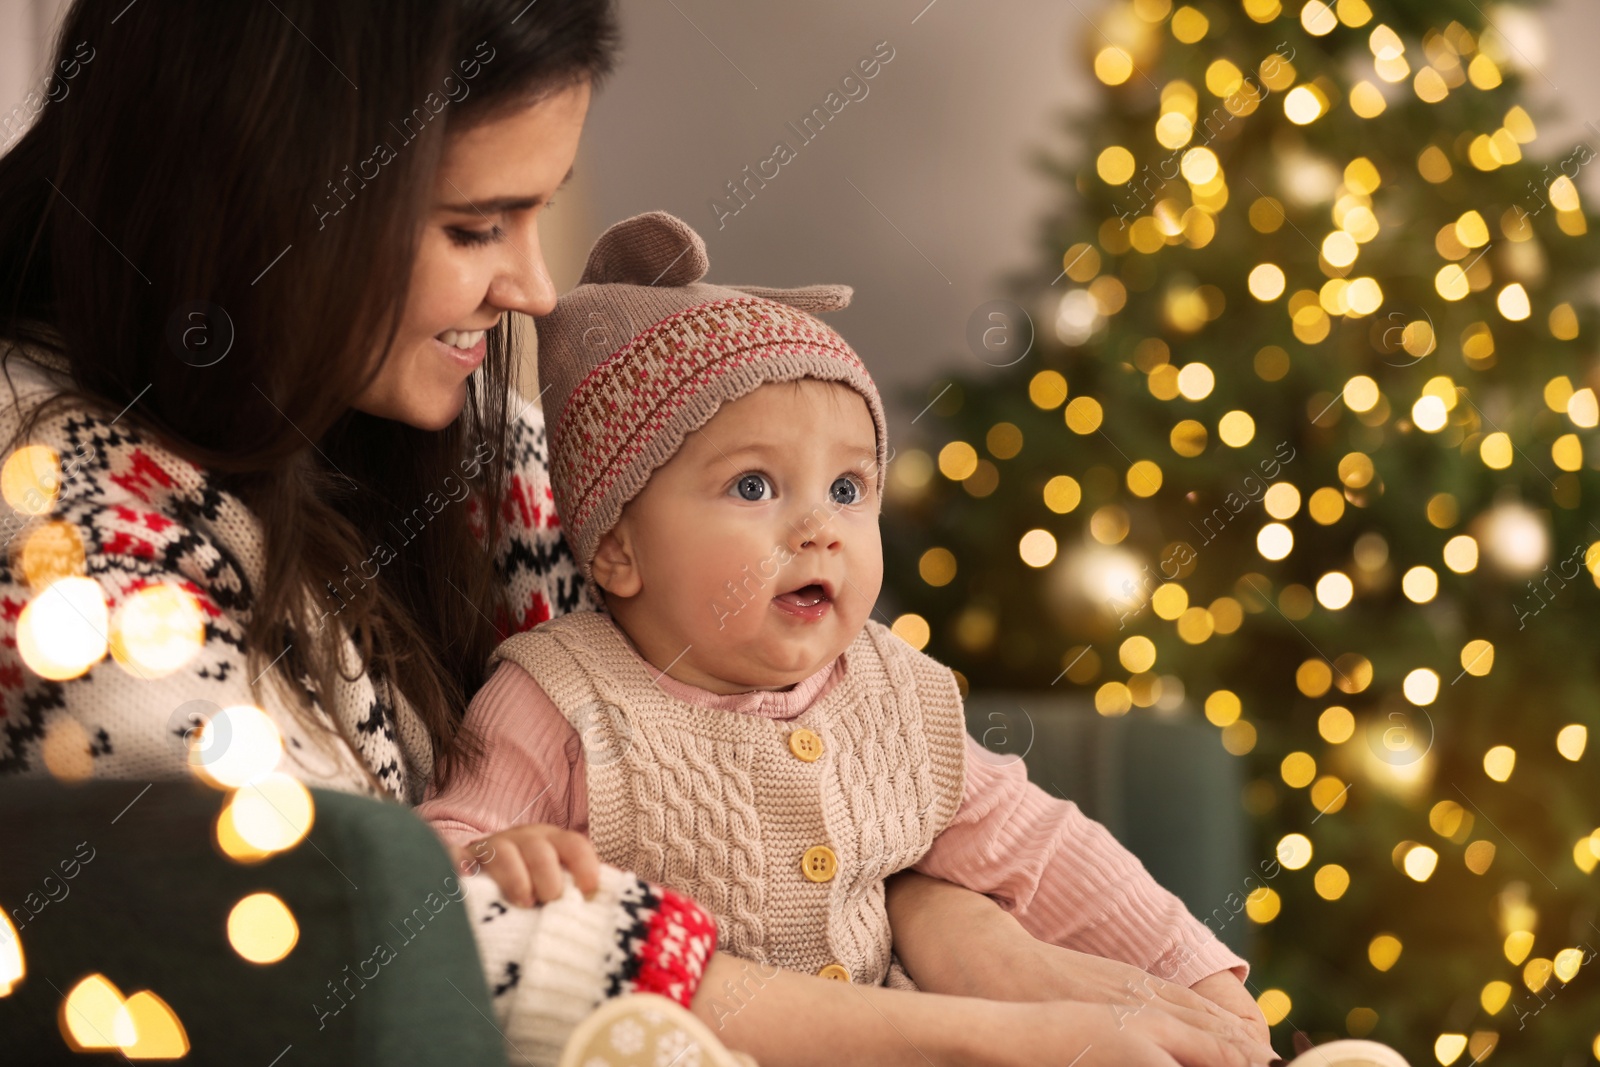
[421, 644, 1248, 989]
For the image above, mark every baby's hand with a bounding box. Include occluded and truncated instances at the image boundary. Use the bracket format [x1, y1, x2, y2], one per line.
[452, 824, 601, 908]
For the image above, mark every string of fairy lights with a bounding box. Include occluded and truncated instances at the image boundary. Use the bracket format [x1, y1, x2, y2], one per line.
[881, 0, 1597, 1060]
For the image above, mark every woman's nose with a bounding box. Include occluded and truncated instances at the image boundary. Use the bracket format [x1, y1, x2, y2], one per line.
[487, 224, 558, 317]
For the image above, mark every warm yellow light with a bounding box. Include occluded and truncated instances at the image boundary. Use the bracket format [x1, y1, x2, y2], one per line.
[1401, 565, 1438, 604]
[1435, 1034, 1467, 1066]
[1205, 59, 1244, 96]
[1479, 432, 1514, 470]
[1, 445, 62, 515]
[1245, 887, 1280, 923]
[1368, 933, 1402, 971]
[1094, 47, 1135, 86]
[1176, 363, 1214, 400]
[110, 582, 206, 679]
[218, 774, 315, 857]
[114, 990, 190, 1059]
[1315, 863, 1350, 899]
[0, 912, 24, 996]
[1321, 230, 1358, 267]
[1019, 529, 1058, 568]
[1460, 639, 1494, 677]
[1480, 980, 1511, 1015]
[938, 441, 978, 480]
[1257, 523, 1293, 561]
[1096, 681, 1132, 717]
[1569, 388, 1599, 429]
[228, 892, 300, 964]
[1497, 284, 1531, 321]
[1262, 483, 1300, 521]
[1349, 80, 1387, 117]
[1065, 396, 1104, 434]
[1097, 146, 1136, 185]
[1028, 371, 1068, 411]
[1281, 753, 1317, 790]
[1343, 375, 1379, 412]
[1170, 5, 1209, 41]
[1248, 263, 1286, 301]
[1119, 636, 1157, 674]
[60, 973, 126, 1051]
[891, 613, 930, 650]
[1042, 475, 1081, 514]
[1285, 85, 1326, 124]
[17, 576, 109, 682]
[1319, 706, 1355, 744]
[1203, 690, 1240, 727]
[1403, 668, 1439, 706]
[1412, 67, 1448, 104]
[1315, 572, 1353, 610]
[1300, 0, 1336, 34]
[1170, 419, 1207, 456]
[1549, 175, 1581, 212]
[1503, 929, 1533, 965]
[1217, 411, 1255, 447]
[1180, 147, 1218, 184]
[192, 705, 284, 789]
[1411, 395, 1448, 433]
[1484, 744, 1516, 782]
[1556, 724, 1587, 761]
[1435, 265, 1469, 301]
[1553, 433, 1583, 471]
[1345, 277, 1383, 316]
[1258, 989, 1292, 1026]
[918, 548, 957, 587]
[1277, 832, 1313, 869]
[1155, 112, 1194, 149]
[1403, 844, 1439, 881]
[1126, 460, 1163, 497]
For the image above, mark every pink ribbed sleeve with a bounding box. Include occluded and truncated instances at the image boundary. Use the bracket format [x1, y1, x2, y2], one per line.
[417, 660, 589, 846]
[913, 735, 1248, 988]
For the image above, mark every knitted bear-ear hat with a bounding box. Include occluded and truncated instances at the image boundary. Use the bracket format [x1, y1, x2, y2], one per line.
[537, 211, 889, 585]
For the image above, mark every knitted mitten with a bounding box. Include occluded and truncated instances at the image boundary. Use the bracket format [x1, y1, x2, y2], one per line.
[465, 864, 717, 1066]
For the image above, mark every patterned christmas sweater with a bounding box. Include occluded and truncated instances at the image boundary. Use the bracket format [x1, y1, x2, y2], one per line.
[0, 343, 716, 1065]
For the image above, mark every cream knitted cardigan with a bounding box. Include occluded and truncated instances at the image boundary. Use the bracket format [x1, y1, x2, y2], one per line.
[489, 609, 969, 986]
[0, 343, 717, 1065]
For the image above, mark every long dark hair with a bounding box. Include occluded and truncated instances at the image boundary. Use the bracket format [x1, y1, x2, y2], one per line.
[0, 0, 617, 789]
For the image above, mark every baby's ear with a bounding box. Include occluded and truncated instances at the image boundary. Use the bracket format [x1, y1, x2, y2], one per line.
[590, 528, 643, 598]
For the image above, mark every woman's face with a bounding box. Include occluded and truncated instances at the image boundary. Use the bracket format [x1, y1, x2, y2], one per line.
[353, 81, 592, 430]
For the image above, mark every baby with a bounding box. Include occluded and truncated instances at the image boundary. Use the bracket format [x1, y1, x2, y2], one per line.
[422, 211, 1254, 1014]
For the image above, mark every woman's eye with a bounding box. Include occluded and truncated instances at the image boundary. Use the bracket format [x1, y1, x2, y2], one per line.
[447, 224, 505, 248]
[830, 476, 862, 506]
[732, 473, 773, 501]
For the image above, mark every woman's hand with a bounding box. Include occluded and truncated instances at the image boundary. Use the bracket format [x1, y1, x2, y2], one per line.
[450, 824, 601, 908]
[1189, 972, 1272, 1049]
[885, 872, 1279, 1063]
[693, 951, 1279, 1067]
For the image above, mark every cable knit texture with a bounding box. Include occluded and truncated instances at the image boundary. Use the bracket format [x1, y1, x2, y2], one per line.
[0, 343, 717, 1064]
[486, 609, 969, 985]
[424, 651, 1252, 990]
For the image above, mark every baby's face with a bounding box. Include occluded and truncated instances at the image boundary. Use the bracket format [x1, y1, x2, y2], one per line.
[596, 379, 883, 694]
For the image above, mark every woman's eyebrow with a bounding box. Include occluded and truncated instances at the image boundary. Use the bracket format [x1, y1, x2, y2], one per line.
[438, 166, 575, 213]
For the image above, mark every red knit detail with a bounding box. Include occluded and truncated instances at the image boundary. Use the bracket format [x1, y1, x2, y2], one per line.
[516, 590, 552, 635]
[629, 886, 719, 1008]
[107, 449, 176, 504]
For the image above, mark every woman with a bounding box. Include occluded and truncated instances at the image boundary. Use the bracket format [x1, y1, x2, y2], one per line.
[0, 2, 1274, 1065]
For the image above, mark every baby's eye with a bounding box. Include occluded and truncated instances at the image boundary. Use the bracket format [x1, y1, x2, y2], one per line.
[732, 473, 774, 501]
[830, 476, 862, 506]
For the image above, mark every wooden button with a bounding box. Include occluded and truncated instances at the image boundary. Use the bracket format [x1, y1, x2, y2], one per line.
[788, 727, 823, 762]
[817, 963, 852, 982]
[801, 845, 838, 883]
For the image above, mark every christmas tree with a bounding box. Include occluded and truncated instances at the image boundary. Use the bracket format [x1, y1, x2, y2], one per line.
[881, 0, 1600, 1061]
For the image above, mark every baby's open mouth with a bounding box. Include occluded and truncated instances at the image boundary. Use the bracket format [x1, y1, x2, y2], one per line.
[775, 582, 830, 609]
